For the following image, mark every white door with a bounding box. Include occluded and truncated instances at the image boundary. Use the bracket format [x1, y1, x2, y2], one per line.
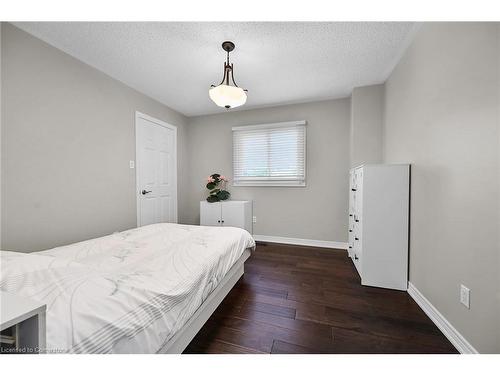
[136, 112, 177, 226]
[200, 201, 222, 226]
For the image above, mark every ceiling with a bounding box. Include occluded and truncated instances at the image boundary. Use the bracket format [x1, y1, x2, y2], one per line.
[14, 22, 418, 117]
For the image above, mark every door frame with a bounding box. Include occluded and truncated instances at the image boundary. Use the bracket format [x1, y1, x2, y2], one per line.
[135, 111, 178, 227]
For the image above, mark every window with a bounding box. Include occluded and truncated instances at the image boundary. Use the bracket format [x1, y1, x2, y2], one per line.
[232, 121, 306, 186]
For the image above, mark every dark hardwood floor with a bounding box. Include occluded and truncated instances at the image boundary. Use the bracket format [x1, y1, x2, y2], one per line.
[184, 242, 458, 354]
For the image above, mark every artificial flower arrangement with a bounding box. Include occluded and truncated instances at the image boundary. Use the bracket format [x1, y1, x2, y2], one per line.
[206, 173, 231, 203]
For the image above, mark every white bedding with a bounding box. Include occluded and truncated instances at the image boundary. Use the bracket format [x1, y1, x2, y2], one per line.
[0, 223, 255, 353]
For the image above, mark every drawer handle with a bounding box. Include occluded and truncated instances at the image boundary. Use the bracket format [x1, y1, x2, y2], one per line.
[354, 255, 358, 260]
[351, 188, 357, 192]
[348, 246, 352, 249]
[355, 237, 359, 241]
[348, 230, 352, 232]
[349, 214, 353, 217]
[355, 219, 359, 223]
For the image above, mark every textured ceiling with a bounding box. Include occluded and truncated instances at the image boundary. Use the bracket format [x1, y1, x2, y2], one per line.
[14, 22, 418, 116]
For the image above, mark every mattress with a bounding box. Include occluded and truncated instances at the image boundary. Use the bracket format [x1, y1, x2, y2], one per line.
[0, 223, 255, 353]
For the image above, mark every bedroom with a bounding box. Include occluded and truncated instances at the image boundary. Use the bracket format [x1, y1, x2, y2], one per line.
[0, 0, 499, 373]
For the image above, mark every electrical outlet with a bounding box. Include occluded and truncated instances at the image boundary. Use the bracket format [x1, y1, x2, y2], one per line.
[252, 216, 257, 224]
[129, 160, 135, 169]
[460, 284, 470, 309]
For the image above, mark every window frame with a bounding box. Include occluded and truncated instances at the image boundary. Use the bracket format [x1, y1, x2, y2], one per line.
[232, 120, 307, 187]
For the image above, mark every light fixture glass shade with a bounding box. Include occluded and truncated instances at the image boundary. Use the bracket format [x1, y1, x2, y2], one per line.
[209, 84, 247, 109]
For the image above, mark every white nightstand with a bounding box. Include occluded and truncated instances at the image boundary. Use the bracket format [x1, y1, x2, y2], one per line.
[0, 291, 46, 354]
[200, 200, 253, 233]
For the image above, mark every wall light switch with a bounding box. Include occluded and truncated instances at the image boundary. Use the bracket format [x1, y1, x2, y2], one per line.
[252, 216, 257, 224]
[129, 160, 135, 169]
[460, 284, 470, 309]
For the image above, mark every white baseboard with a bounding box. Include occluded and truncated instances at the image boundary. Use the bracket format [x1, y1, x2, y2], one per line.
[407, 282, 478, 354]
[253, 234, 348, 250]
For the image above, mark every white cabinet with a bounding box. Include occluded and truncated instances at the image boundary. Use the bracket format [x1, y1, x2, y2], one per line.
[0, 291, 46, 354]
[348, 164, 409, 291]
[200, 200, 253, 234]
[200, 201, 223, 227]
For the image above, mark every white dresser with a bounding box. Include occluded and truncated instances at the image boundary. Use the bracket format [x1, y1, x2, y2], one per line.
[200, 200, 253, 234]
[348, 164, 410, 291]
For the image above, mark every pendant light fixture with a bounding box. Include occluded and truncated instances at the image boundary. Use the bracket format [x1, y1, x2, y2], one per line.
[209, 41, 247, 109]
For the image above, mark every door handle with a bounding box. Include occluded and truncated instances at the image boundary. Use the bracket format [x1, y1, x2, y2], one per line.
[141, 190, 152, 195]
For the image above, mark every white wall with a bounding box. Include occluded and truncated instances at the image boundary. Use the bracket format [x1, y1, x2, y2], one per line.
[186, 99, 351, 243]
[1, 24, 189, 252]
[383, 22, 500, 353]
[350, 84, 384, 167]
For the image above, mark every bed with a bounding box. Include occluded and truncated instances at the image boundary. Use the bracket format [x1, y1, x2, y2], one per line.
[0, 223, 255, 353]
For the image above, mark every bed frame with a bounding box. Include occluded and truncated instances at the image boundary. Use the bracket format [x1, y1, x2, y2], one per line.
[157, 248, 252, 354]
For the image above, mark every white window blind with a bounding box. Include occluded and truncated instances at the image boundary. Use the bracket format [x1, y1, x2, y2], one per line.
[232, 121, 306, 186]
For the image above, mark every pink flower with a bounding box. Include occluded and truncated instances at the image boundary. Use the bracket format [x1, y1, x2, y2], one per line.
[207, 176, 215, 183]
[220, 175, 228, 181]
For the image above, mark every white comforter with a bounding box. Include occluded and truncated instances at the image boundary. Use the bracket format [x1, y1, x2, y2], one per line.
[0, 223, 255, 353]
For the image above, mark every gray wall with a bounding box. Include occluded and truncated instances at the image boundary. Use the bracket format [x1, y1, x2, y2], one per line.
[384, 22, 500, 353]
[497, 27, 500, 353]
[186, 99, 351, 242]
[0, 22, 2, 247]
[350, 84, 384, 167]
[1, 24, 189, 252]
